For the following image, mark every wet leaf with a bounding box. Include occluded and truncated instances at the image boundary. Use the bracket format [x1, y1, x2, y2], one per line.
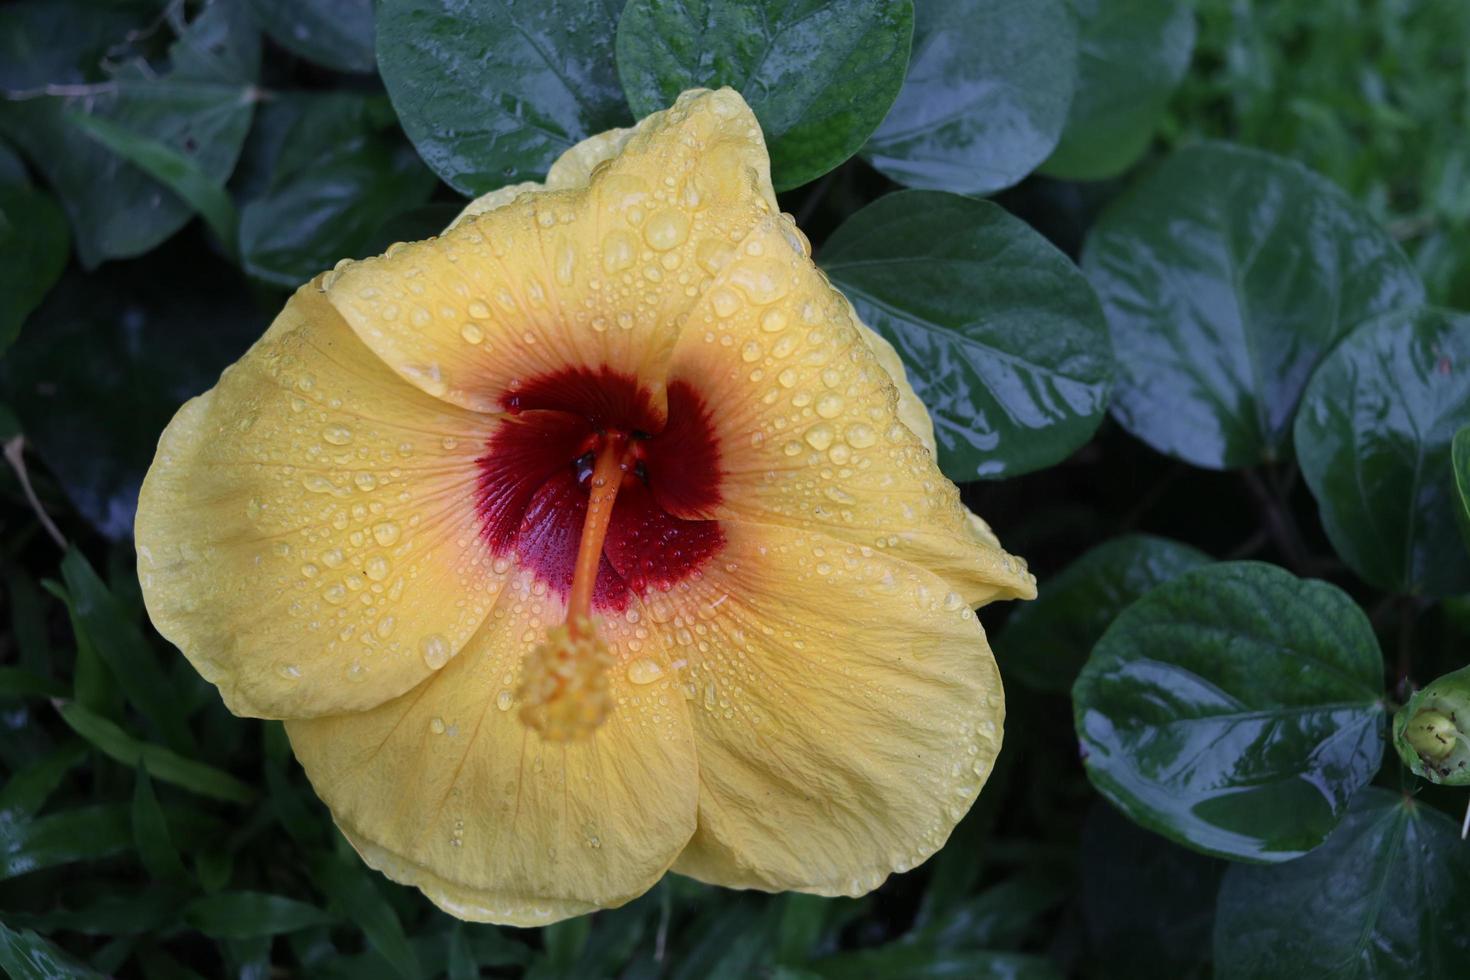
[246, 0, 376, 73]
[0, 803, 132, 880]
[823, 189, 1113, 479]
[0, 181, 69, 352]
[377, 0, 629, 194]
[618, 0, 913, 190]
[57, 701, 255, 804]
[184, 892, 337, 938]
[0, 921, 107, 979]
[864, 0, 1075, 195]
[1073, 561, 1386, 862]
[1295, 308, 1470, 597]
[1083, 143, 1425, 469]
[1042, 0, 1195, 181]
[998, 534, 1212, 694]
[1214, 789, 1470, 979]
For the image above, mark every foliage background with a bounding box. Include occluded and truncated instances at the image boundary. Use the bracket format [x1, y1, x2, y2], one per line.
[2, 0, 1469, 977]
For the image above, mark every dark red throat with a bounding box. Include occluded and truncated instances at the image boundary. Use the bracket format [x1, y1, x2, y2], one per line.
[475, 368, 725, 613]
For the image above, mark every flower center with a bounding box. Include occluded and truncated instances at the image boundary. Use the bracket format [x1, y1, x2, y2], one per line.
[474, 368, 725, 739]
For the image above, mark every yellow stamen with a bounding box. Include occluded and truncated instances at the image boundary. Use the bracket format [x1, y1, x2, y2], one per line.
[518, 432, 630, 740]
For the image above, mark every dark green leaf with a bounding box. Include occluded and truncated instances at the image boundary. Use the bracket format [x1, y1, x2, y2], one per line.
[543, 916, 591, 970]
[1454, 426, 1470, 548]
[133, 764, 188, 882]
[446, 925, 477, 980]
[0, 802, 132, 880]
[0, 740, 87, 820]
[5, 890, 183, 938]
[0, 0, 156, 89]
[999, 534, 1211, 694]
[247, 0, 376, 73]
[238, 92, 436, 287]
[1073, 561, 1386, 862]
[1214, 789, 1470, 979]
[0, 921, 106, 980]
[1295, 308, 1470, 597]
[822, 189, 1113, 479]
[0, 182, 69, 352]
[66, 109, 239, 252]
[57, 701, 255, 803]
[618, 0, 913, 191]
[1079, 802, 1223, 980]
[0, 247, 265, 539]
[808, 947, 1062, 980]
[1042, 0, 1195, 181]
[312, 854, 421, 980]
[184, 892, 337, 938]
[0, 667, 67, 700]
[1083, 142, 1425, 469]
[376, 0, 629, 194]
[863, 0, 1075, 195]
[61, 547, 193, 750]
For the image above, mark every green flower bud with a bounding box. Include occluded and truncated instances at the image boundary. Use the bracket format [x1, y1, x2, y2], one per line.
[1394, 664, 1470, 785]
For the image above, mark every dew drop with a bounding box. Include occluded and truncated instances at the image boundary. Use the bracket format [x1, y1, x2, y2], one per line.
[496, 689, 515, 711]
[815, 393, 844, 419]
[710, 288, 740, 318]
[322, 425, 353, 446]
[365, 555, 391, 581]
[804, 423, 835, 451]
[430, 717, 446, 735]
[846, 423, 877, 449]
[421, 634, 451, 670]
[643, 210, 689, 251]
[627, 658, 665, 685]
[460, 322, 485, 344]
[372, 521, 401, 546]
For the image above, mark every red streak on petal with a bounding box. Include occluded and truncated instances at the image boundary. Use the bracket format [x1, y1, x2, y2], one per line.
[476, 368, 723, 611]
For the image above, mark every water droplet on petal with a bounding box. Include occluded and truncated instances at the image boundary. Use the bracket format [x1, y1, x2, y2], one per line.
[421, 634, 450, 670]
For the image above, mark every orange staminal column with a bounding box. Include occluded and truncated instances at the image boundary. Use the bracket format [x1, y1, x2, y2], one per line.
[518, 432, 631, 741]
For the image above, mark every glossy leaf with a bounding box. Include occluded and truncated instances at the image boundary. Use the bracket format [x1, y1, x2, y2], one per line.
[1214, 789, 1470, 979]
[1083, 142, 1425, 469]
[998, 534, 1211, 694]
[1295, 308, 1470, 597]
[1080, 803, 1223, 980]
[0, 181, 69, 352]
[377, 0, 629, 195]
[0, 803, 132, 880]
[0, 921, 106, 980]
[184, 892, 337, 938]
[57, 702, 255, 804]
[822, 189, 1113, 479]
[1042, 0, 1195, 181]
[0, 250, 265, 539]
[618, 0, 913, 190]
[863, 0, 1075, 195]
[0, 0, 260, 267]
[238, 92, 437, 287]
[1073, 561, 1386, 862]
[247, 0, 376, 73]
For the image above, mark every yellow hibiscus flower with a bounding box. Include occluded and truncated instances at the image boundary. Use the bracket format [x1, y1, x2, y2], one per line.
[134, 88, 1035, 926]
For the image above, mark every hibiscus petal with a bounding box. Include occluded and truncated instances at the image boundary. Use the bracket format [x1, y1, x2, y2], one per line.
[321, 88, 780, 419]
[665, 219, 1035, 604]
[135, 282, 503, 719]
[285, 588, 698, 926]
[664, 522, 1004, 894]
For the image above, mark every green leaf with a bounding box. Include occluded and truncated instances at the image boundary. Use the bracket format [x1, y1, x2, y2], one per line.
[0, 182, 69, 352]
[542, 916, 591, 970]
[184, 892, 337, 938]
[0, 667, 67, 700]
[0, 803, 132, 880]
[1295, 308, 1470, 597]
[0, 0, 260, 267]
[312, 854, 421, 980]
[57, 701, 255, 804]
[1454, 426, 1470, 550]
[133, 764, 188, 882]
[998, 534, 1211, 694]
[618, 0, 914, 191]
[863, 0, 1076, 195]
[1214, 789, 1470, 979]
[1041, 0, 1196, 181]
[0, 921, 107, 980]
[0, 740, 88, 820]
[822, 189, 1114, 479]
[1073, 561, 1387, 862]
[66, 109, 240, 253]
[61, 547, 193, 751]
[376, 0, 629, 195]
[808, 947, 1061, 980]
[246, 0, 376, 73]
[1079, 803, 1223, 980]
[238, 92, 437, 288]
[1082, 142, 1425, 469]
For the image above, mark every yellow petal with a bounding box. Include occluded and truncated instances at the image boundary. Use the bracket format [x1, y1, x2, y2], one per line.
[665, 219, 1035, 605]
[664, 522, 1004, 894]
[286, 589, 698, 926]
[323, 88, 780, 418]
[135, 282, 503, 719]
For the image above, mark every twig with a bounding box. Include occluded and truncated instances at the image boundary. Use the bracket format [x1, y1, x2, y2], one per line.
[3, 436, 66, 552]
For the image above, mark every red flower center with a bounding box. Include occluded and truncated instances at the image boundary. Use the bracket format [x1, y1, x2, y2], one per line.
[475, 368, 725, 614]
